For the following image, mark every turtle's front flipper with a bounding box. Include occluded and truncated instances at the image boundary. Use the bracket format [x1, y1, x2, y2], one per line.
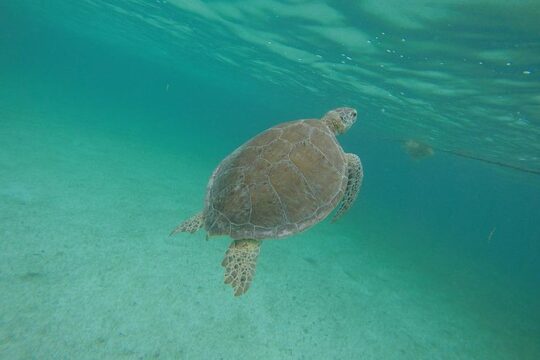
[332, 153, 363, 222]
[170, 211, 204, 236]
[222, 239, 261, 296]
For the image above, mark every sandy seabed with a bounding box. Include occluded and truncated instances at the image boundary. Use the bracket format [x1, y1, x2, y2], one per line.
[1, 106, 538, 359]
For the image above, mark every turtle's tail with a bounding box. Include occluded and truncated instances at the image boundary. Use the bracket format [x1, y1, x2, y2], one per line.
[170, 211, 204, 236]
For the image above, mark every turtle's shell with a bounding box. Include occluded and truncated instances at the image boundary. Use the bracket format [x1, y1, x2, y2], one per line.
[203, 119, 348, 240]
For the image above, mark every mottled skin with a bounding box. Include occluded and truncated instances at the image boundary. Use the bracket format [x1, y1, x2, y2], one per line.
[171, 107, 363, 296]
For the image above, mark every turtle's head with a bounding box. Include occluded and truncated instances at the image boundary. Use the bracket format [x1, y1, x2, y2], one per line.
[321, 107, 357, 135]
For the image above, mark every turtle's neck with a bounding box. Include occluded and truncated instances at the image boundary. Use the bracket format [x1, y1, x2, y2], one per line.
[322, 114, 345, 135]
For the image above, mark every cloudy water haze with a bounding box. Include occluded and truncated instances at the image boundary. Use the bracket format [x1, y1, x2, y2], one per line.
[1, 1, 539, 359]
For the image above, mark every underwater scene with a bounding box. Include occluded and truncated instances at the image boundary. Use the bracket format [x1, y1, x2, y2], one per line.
[1, 1, 539, 359]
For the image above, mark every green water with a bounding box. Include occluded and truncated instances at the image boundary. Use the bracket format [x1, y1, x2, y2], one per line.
[1, 1, 539, 359]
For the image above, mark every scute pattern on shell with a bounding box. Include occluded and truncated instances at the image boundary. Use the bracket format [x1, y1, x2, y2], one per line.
[204, 119, 348, 240]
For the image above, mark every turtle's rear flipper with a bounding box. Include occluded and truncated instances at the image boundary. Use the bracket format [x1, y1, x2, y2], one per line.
[170, 211, 204, 236]
[222, 239, 261, 296]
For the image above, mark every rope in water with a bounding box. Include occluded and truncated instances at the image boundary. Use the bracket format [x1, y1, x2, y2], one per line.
[382, 137, 540, 176]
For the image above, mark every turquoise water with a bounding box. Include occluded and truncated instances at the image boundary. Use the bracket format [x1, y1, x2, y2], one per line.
[1, 1, 539, 358]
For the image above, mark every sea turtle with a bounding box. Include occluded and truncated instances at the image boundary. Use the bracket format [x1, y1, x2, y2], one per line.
[171, 107, 363, 296]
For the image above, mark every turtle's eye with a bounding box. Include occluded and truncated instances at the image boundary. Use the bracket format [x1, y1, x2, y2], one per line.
[352, 111, 357, 117]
